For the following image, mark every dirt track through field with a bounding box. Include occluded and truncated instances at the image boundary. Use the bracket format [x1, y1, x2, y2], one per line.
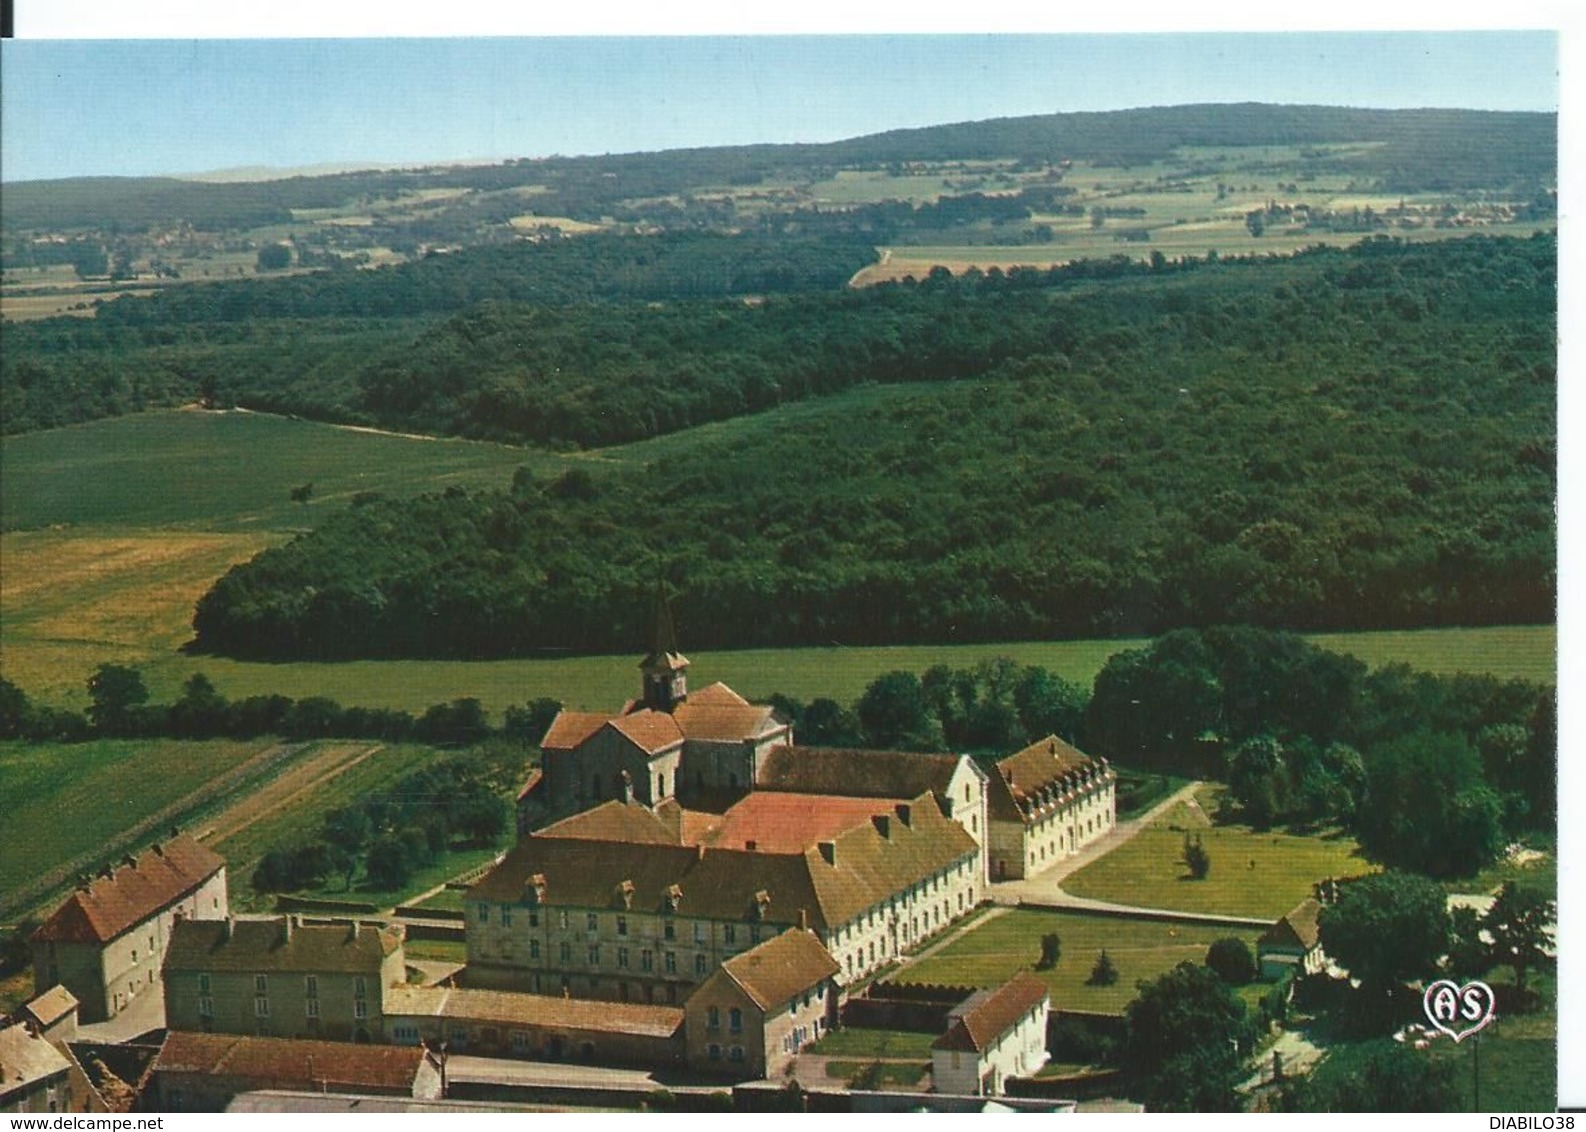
[200, 741, 386, 848]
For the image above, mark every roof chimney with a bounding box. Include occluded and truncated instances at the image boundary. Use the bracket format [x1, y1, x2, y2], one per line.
[745, 840, 757, 852]
[872, 814, 891, 839]
[818, 841, 836, 866]
[894, 802, 912, 827]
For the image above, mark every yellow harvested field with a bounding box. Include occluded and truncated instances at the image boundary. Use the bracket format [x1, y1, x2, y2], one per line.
[508, 215, 604, 234]
[0, 529, 279, 702]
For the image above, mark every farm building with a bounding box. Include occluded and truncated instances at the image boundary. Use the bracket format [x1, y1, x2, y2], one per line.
[147, 1032, 441, 1112]
[1256, 897, 1326, 980]
[930, 972, 1051, 1097]
[30, 833, 228, 1023]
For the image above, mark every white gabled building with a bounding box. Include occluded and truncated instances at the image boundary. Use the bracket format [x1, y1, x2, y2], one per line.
[931, 972, 1051, 1097]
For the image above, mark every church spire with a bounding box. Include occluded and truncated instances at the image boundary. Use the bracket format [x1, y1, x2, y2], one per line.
[639, 581, 688, 712]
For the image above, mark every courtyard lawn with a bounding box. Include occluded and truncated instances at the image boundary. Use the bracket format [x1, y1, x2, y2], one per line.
[1061, 786, 1375, 920]
[899, 908, 1263, 1015]
[808, 1028, 939, 1060]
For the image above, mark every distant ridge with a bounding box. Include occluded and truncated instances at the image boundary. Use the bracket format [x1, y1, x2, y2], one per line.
[1, 103, 1554, 230]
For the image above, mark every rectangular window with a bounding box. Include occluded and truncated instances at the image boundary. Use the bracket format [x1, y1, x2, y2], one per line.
[198, 996, 214, 1018]
[529, 940, 540, 960]
[255, 974, 268, 994]
[477, 903, 490, 923]
[618, 948, 629, 969]
[354, 976, 367, 997]
[694, 923, 706, 944]
[695, 953, 707, 975]
[254, 996, 269, 1018]
[724, 924, 737, 945]
[641, 949, 654, 972]
[664, 920, 676, 940]
[355, 999, 368, 1020]
[729, 1007, 742, 1033]
[198, 973, 211, 994]
[502, 906, 513, 928]
[305, 975, 318, 998]
[528, 910, 539, 928]
[664, 951, 676, 974]
[587, 945, 600, 966]
[707, 1006, 720, 1030]
[306, 998, 320, 1018]
[559, 942, 571, 963]
[587, 912, 599, 932]
[616, 916, 628, 936]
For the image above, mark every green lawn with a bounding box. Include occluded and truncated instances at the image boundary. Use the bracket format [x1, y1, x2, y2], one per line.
[809, 1028, 939, 1060]
[1062, 786, 1376, 920]
[403, 938, 469, 965]
[824, 1060, 930, 1087]
[899, 908, 1264, 1015]
[0, 737, 281, 912]
[407, 887, 468, 913]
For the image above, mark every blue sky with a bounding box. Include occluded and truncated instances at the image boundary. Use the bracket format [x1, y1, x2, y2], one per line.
[0, 31, 1559, 183]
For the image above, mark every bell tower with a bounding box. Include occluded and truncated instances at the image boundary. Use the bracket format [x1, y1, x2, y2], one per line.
[639, 583, 688, 713]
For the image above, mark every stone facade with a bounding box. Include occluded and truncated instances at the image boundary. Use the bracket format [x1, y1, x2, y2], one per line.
[163, 918, 405, 1043]
[985, 737, 1116, 881]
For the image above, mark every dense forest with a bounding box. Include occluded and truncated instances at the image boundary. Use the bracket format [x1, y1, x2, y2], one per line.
[183, 233, 1555, 658]
[3, 105, 1555, 234]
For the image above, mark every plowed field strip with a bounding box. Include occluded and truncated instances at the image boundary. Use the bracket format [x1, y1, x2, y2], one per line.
[199, 742, 385, 847]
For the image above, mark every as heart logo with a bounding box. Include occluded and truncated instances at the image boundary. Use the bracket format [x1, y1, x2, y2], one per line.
[1422, 979, 1497, 1042]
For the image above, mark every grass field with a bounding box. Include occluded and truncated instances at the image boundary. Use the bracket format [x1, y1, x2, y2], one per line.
[899, 907, 1264, 1015]
[1062, 786, 1375, 920]
[0, 408, 552, 533]
[0, 736, 282, 910]
[807, 1028, 939, 1060]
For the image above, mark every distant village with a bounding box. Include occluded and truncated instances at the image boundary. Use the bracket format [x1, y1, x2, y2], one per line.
[5, 628, 1326, 1114]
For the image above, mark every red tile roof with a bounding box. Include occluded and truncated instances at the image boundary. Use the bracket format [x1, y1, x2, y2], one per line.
[987, 736, 1110, 824]
[695, 793, 901, 854]
[153, 1033, 428, 1094]
[22, 985, 79, 1028]
[33, 834, 225, 945]
[606, 711, 685, 754]
[717, 929, 840, 1011]
[673, 702, 783, 742]
[1259, 898, 1323, 951]
[539, 711, 611, 751]
[687, 682, 749, 707]
[933, 972, 1049, 1053]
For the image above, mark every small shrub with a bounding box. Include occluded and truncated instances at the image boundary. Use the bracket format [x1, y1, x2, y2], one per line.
[1205, 937, 1257, 985]
[1088, 949, 1120, 986]
[1182, 833, 1211, 879]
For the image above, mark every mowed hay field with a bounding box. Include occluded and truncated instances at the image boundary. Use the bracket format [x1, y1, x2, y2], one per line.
[1062, 786, 1375, 920]
[899, 907, 1264, 1015]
